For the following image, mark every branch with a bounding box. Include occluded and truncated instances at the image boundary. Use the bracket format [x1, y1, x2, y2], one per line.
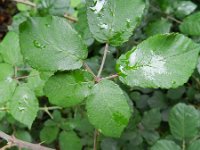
[166, 16, 182, 24]
[0, 131, 55, 150]
[64, 13, 78, 22]
[102, 74, 119, 80]
[93, 129, 99, 150]
[150, 5, 182, 24]
[14, 74, 39, 80]
[40, 106, 62, 119]
[83, 62, 97, 78]
[97, 43, 109, 78]
[13, 0, 36, 7]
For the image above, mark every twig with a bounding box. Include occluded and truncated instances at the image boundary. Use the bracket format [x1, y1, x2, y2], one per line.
[0, 107, 8, 112]
[1, 142, 16, 150]
[93, 129, 99, 150]
[102, 74, 119, 80]
[14, 74, 39, 80]
[182, 139, 185, 150]
[64, 13, 78, 22]
[13, 0, 36, 7]
[0, 131, 55, 150]
[150, 5, 182, 24]
[39, 106, 62, 111]
[14, 66, 17, 78]
[167, 16, 182, 24]
[40, 106, 62, 119]
[97, 43, 109, 78]
[83, 62, 96, 78]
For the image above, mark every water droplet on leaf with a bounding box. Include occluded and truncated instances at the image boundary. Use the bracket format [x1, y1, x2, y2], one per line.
[33, 40, 46, 49]
[98, 23, 108, 29]
[18, 107, 26, 112]
[90, 0, 106, 14]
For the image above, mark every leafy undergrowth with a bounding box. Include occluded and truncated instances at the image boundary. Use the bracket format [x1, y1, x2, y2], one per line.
[1, 0, 200, 150]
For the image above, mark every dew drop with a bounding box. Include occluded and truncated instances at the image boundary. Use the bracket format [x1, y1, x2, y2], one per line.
[90, 0, 106, 14]
[126, 18, 131, 28]
[45, 23, 50, 28]
[18, 107, 26, 111]
[6, 77, 13, 83]
[33, 40, 46, 49]
[172, 81, 176, 84]
[98, 23, 108, 30]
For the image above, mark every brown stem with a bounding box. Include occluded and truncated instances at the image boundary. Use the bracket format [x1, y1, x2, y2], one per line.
[102, 74, 119, 80]
[83, 62, 97, 78]
[40, 106, 62, 119]
[15, 74, 39, 80]
[14, 66, 17, 78]
[150, 5, 182, 24]
[167, 16, 182, 24]
[13, 0, 36, 7]
[0, 131, 55, 150]
[64, 13, 78, 22]
[97, 43, 109, 78]
[93, 129, 99, 150]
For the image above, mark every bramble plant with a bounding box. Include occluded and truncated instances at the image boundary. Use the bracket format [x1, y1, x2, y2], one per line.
[1, 0, 200, 150]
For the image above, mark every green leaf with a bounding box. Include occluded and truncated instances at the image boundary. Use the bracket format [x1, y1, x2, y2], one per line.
[44, 70, 94, 107]
[38, 0, 71, 16]
[116, 33, 200, 88]
[86, 80, 131, 137]
[141, 109, 161, 130]
[59, 131, 82, 150]
[15, 130, 32, 142]
[86, 0, 146, 46]
[0, 32, 23, 66]
[151, 140, 181, 150]
[19, 16, 87, 71]
[174, 1, 197, 18]
[27, 69, 52, 96]
[75, 6, 94, 46]
[145, 18, 172, 36]
[71, 0, 81, 8]
[167, 86, 185, 100]
[147, 91, 167, 109]
[40, 126, 59, 144]
[0, 54, 3, 63]
[169, 103, 199, 140]
[180, 12, 200, 36]
[17, 3, 31, 11]
[8, 12, 29, 32]
[188, 140, 200, 150]
[0, 63, 14, 81]
[8, 84, 39, 128]
[0, 80, 17, 105]
[141, 130, 160, 145]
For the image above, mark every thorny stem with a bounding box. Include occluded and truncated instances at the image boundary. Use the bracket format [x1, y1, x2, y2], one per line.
[64, 13, 78, 22]
[0, 131, 55, 150]
[97, 43, 109, 78]
[13, 0, 36, 7]
[93, 129, 99, 150]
